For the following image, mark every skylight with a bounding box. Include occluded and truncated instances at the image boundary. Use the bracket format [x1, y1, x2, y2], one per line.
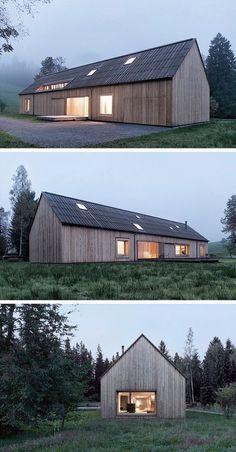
[76, 202, 87, 210]
[175, 225, 180, 229]
[133, 223, 143, 230]
[136, 215, 141, 219]
[87, 69, 97, 76]
[125, 57, 136, 65]
[169, 226, 174, 230]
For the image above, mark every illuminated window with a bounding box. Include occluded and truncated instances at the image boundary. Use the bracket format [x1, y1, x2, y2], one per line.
[175, 244, 190, 256]
[37, 82, 68, 91]
[117, 392, 156, 415]
[24, 98, 31, 112]
[133, 223, 143, 230]
[199, 244, 205, 257]
[124, 57, 136, 65]
[76, 202, 87, 210]
[100, 95, 113, 115]
[87, 69, 97, 76]
[116, 239, 129, 257]
[138, 242, 159, 259]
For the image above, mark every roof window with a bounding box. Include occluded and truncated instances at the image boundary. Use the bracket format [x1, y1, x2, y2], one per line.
[76, 202, 87, 210]
[136, 215, 141, 219]
[87, 69, 97, 76]
[169, 226, 174, 230]
[133, 223, 143, 230]
[125, 57, 136, 65]
[175, 225, 180, 229]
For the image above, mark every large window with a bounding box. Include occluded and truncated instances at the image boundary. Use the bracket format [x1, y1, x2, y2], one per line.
[175, 244, 190, 256]
[116, 239, 129, 258]
[117, 392, 156, 415]
[24, 98, 31, 112]
[100, 95, 113, 115]
[199, 244, 205, 257]
[37, 82, 68, 91]
[138, 242, 159, 259]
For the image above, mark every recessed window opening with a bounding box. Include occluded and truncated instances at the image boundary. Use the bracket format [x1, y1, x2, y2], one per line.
[199, 244, 205, 257]
[100, 95, 113, 115]
[133, 223, 143, 230]
[37, 82, 68, 91]
[24, 98, 31, 112]
[116, 239, 129, 257]
[117, 392, 156, 415]
[76, 202, 87, 210]
[175, 244, 190, 256]
[138, 242, 159, 259]
[125, 57, 136, 65]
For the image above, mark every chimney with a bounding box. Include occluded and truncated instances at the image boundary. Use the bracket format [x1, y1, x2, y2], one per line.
[185, 221, 188, 230]
[122, 345, 125, 355]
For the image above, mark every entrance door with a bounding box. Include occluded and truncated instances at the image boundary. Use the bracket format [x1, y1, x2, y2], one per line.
[67, 97, 89, 116]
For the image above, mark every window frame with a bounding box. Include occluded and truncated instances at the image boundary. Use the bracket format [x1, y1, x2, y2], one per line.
[24, 98, 31, 113]
[100, 94, 113, 116]
[116, 238, 130, 259]
[117, 391, 156, 416]
[199, 244, 205, 257]
[175, 244, 190, 256]
[137, 241, 159, 260]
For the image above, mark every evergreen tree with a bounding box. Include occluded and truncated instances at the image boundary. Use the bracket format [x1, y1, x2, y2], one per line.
[159, 340, 170, 359]
[94, 344, 105, 400]
[72, 342, 95, 399]
[0, 207, 9, 257]
[221, 195, 236, 256]
[224, 339, 234, 385]
[35, 56, 67, 79]
[201, 337, 225, 404]
[9, 166, 37, 258]
[206, 33, 236, 118]
[184, 328, 197, 405]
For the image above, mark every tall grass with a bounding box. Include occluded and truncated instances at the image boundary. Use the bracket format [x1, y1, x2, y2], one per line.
[0, 261, 236, 300]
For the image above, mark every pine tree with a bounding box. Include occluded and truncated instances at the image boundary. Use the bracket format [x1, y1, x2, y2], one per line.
[35, 56, 67, 80]
[0, 207, 9, 257]
[201, 337, 225, 405]
[206, 33, 236, 118]
[159, 340, 170, 359]
[9, 166, 37, 258]
[184, 328, 197, 405]
[221, 195, 236, 256]
[224, 339, 234, 385]
[94, 344, 105, 400]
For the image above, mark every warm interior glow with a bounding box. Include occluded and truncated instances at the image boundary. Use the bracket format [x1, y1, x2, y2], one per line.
[124, 57, 136, 65]
[37, 82, 68, 91]
[199, 244, 205, 257]
[24, 98, 31, 112]
[133, 223, 143, 230]
[76, 202, 87, 210]
[118, 392, 156, 415]
[87, 69, 97, 76]
[138, 242, 159, 259]
[100, 95, 113, 115]
[67, 97, 89, 117]
[175, 244, 190, 256]
[116, 240, 129, 257]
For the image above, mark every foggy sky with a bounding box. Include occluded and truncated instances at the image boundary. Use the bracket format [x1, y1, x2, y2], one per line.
[0, 152, 235, 242]
[2, 0, 235, 69]
[61, 304, 236, 361]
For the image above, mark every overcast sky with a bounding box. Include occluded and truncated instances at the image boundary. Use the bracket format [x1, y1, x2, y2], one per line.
[61, 304, 236, 361]
[0, 151, 235, 242]
[2, 0, 235, 68]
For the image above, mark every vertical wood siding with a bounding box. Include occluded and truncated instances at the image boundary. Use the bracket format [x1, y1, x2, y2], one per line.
[101, 336, 186, 419]
[29, 197, 62, 263]
[172, 41, 210, 125]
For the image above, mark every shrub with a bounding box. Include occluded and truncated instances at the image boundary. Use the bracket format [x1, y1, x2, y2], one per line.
[216, 383, 236, 418]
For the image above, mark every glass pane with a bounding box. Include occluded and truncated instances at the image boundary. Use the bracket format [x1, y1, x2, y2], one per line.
[117, 240, 129, 256]
[138, 242, 158, 259]
[117, 392, 156, 414]
[100, 95, 113, 115]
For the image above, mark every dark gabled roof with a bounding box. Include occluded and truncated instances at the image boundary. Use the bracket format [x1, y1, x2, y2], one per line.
[20, 38, 195, 95]
[101, 334, 186, 379]
[41, 191, 208, 242]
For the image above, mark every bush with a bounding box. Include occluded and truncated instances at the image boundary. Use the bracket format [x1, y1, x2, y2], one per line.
[216, 383, 236, 418]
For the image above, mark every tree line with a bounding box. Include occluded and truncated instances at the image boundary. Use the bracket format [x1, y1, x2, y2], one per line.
[1, 305, 236, 435]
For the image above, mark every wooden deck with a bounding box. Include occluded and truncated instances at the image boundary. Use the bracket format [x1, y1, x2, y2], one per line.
[37, 115, 88, 122]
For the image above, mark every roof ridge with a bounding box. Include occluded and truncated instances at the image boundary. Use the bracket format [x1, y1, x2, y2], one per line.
[35, 38, 195, 79]
[100, 334, 186, 379]
[42, 191, 189, 227]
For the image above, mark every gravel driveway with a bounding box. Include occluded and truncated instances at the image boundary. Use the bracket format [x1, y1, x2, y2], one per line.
[0, 117, 169, 148]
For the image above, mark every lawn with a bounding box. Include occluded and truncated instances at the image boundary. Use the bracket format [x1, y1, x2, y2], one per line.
[0, 411, 235, 451]
[1, 260, 236, 300]
[95, 119, 236, 148]
[0, 130, 35, 148]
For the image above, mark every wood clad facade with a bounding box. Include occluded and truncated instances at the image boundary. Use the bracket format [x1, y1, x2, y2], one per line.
[101, 335, 186, 419]
[20, 40, 209, 126]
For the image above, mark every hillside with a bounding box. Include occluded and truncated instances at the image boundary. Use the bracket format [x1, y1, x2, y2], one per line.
[0, 83, 23, 113]
[208, 241, 229, 257]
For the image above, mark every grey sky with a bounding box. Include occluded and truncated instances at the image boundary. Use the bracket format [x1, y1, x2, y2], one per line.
[61, 304, 236, 361]
[0, 152, 235, 241]
[2, 0, 235, 68]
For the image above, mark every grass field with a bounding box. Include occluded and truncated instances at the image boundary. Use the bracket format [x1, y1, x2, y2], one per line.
[1, 260, 236, 300]
[0, 411, 235, 451]
[95, 119, 236, 148]
[0, 130, 35, 148]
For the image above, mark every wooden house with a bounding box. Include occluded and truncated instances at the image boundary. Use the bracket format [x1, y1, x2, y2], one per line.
[20, 38, 209, 126]
[101, 334, 186, 419]
[29, 192, 208, 263]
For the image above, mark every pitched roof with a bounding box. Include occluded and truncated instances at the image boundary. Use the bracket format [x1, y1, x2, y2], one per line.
[20, 38, 195, 95]
[101, 334, 186, 379]
[41, 192, 208, 242]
